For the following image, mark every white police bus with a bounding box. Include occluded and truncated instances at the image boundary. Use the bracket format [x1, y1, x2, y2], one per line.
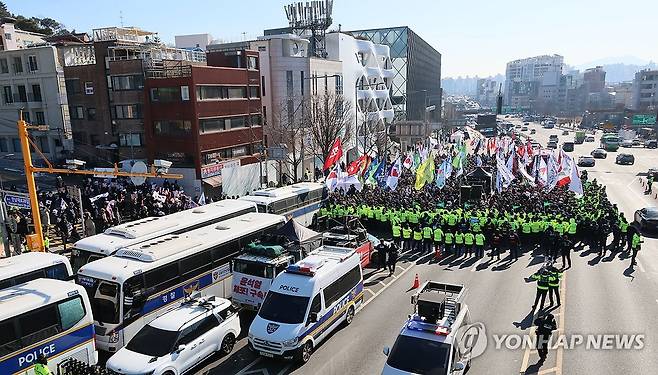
[0, 253, 73, 290]
[76, 213, 286, 353]
[71, 199, 257, 271]
[248, 246, 364, 363]
[0, 279, 97, 375]
[239, 182, 325, 227]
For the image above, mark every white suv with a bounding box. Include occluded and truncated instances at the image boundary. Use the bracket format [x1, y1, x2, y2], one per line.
[106, 296, 241, 375]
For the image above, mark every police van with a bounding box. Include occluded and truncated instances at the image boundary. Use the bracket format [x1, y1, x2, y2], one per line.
[382, 281, 473, 375]
[248, 246, 364, 364]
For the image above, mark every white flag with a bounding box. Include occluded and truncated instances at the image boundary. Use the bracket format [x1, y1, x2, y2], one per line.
[568, 161, 584, 196]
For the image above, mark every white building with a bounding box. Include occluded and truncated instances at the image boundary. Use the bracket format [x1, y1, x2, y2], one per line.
[174, 33, 213, 50]
[325, 32, 394, 158]
[0, 19, 47, 50]
[0, 43, 73, 160]
[631, 70, 658, 110]
[504, 54, 564, 109]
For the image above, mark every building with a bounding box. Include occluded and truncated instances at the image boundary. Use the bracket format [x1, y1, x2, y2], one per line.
[609, 81, 633, 109]
[504, 54, 563, 112]
[631, 69, 658, 110]
[583, 66, 606, 94]
[143, 50, 263, 197]
[0, 17, 47, 50]
[60, 27, 206, 164]
[557, 72, 585, 116]
[0, 19, 73, 161]
[174, 34, 213, 50]
[475, 78, 499, 109]
[393, 121, 431, 151]
[349, 26, 442, 122]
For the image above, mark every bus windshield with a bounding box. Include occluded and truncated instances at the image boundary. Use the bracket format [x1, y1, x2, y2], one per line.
[258, 291, 309, 324]
[233, 260, 274, 278]
[78, 276, 120, 324]
[71, 248, 105, 273]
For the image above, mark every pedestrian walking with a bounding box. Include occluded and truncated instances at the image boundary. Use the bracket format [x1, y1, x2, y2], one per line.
[387, 241, 399, 276]
[560, 237, 572, 269]
[534, 313, 557, 364]
[375, 241, 387, 271]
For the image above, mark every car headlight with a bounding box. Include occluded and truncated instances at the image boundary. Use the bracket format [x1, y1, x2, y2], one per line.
[109, 331, 120, 343]
[282, 337, 299, 347]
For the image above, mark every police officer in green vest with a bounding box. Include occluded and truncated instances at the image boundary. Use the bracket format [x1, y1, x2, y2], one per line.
[521, 220, 532, 247]
[531, 267, 551, 311]
[455, 231, 465, 257]
[413, 225, 423, 252]
[402, 225, 412, 252]
[631, 230, 643, 267]
[548, 265, 562, 307]
[35, 354, 52, 375]
[433, 226, 444, 255]
[475, 232, 485, 258]
[618, 215, 629, 250]
[444, 231, 454, 256]
[464, 231, 475, 258]
[422, 224, 433, 254]
[392, 223, 402, 249]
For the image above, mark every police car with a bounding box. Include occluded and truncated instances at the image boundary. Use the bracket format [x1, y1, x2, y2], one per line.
[382, 281, 473, 375]
[106, 296, 240, 375]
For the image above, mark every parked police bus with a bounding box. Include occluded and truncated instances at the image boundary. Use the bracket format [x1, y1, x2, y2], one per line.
[239, 182, 325, 227]
[0, 279, 97, 375]
[71, 199, 256, 271]
[0, 253, 73, 290]
[249, 246, 364, 363]
[76, 212, 285, 352]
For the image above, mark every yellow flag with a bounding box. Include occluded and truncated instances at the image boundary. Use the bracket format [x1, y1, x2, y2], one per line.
[415, 152, 435, 190]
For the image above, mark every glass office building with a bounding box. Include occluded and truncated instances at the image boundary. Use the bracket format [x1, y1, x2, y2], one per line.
[350, 26, 442, 122]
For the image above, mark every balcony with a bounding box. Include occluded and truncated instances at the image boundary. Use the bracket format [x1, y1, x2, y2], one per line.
[146, 64, 192, 79]
[93, 27, 155, 43]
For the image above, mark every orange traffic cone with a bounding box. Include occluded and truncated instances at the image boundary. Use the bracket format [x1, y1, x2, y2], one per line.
[412, 273, 420, 289]
[434, 247, 442, 260]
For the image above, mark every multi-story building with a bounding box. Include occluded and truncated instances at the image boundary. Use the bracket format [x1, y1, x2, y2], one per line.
[0, 18, 46, 50]
[476, 78, 499, 109]
[558, 72, 584, 116]
[144, 50, 263, 197]
[583, 66, 606, 94]
[0, 19, 72, 161]
[610, 82, 633, 109]
[631, 69, 658, 110]
[504, 54, 563, 112]
[349, 26, 442, 122]
[175, 34, 213, 50]
[60, 27, 206, 163]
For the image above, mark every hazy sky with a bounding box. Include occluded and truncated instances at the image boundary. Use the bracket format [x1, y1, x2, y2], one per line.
[8, 0, 658, 77]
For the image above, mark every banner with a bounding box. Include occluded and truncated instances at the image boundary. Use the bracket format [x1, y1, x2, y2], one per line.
[323, 137, 343, 170]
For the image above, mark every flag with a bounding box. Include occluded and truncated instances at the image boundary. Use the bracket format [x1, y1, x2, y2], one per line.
[375, 159, 388, 187]
[386, 158, 402, 190]
[435, 160, 447, 189]
[367, 160, 384, 185]
[497, 157, 515, 191]
[546, 152, 560, 191]
[197, 193, 206, 205]
[475, 155, 482, 167]
[568, 162, 584, 196]
[445, 157, 453, 179]
[415, 152, 435, 190]
[364, 158, 379, 180]
[347, 155, 368, 176]
[323, 137, 343, 170]
[326, 165, 340, 191]
[402, 153, 413, 169]
[537, 157, 548, 186]
[413, 152, 421, 170]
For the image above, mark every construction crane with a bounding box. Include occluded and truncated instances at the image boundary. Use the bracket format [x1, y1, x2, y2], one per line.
[16, 110, 183, 252]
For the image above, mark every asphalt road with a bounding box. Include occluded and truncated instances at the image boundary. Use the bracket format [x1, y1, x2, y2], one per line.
[158, 119, 658, 375]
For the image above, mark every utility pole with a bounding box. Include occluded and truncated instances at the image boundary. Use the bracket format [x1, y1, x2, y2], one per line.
[17, 110, 183, 251]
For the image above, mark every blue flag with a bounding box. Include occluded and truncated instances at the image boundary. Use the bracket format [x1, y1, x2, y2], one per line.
[435, 160, 447, 189]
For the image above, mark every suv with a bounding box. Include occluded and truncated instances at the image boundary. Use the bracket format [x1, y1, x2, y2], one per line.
[615, 153, 635, 165]
[645, 140, 658, 149]
[106, 296, 241, 375]
[382, 282, 472, 375]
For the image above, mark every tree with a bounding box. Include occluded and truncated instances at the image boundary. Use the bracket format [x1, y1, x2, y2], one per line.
[307, 93, 354, 168]
[268, 96, 309, 183]
[0, 2, 10, 18]
[0, 2, 67, 36]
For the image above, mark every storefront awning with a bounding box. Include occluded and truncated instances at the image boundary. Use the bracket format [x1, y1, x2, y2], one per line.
[202, 175, 222, 187]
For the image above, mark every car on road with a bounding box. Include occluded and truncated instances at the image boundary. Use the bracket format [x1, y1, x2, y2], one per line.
[585, 135, 595, 142]
[547, 140, 558, 149]
[549, 134, 558, 141]
[530, 129, 536, 134]
[633, 139, 642, 147]
[577, 155, 596, 167]
[591, 148, 607, 159]
[645, 139, 658, 149]
[106, 296, 240, 375]
[521, 126, 528, 131]
[382, 281, 471, 375]
[634, 207, 658, 233]
[621, 139, 634, 148]
[648, 168, 658, 180]
[615, 153, 635, 165]
[562, 130, 569, 135]
[562, 142, 574, 152]
[523, 122, 529, 126]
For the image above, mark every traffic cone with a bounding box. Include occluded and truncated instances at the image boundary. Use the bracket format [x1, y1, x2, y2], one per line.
[412, 273, 420, 289]
[434, 247, 442, 260]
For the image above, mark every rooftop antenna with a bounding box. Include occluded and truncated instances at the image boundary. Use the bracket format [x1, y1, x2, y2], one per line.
[241, 32, 247, 41]
[119, 10, 124, 27]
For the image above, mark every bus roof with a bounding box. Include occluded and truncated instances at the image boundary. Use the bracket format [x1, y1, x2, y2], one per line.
[73, 199, 256, 255]
[78, 213, 286, 283]
[0, 252, 69, 280]
[239, 182, 324, 205]
[0, 279, 86, 319]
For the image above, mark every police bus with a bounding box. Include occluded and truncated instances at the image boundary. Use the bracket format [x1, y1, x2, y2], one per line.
[76, 213, 286, 353]
[0, 253, 73, 290]
[71, 199, 257, 271]
[0, 279, 97, 375]
[239, 182, 325, 227]
[249, 246, 364, 363]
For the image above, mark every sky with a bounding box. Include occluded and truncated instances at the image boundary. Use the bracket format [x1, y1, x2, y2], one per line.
[7, 0, 658, 78]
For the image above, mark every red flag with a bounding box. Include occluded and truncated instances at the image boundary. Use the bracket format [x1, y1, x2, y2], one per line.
[323, 138, 343, 170]
[347, 155, 368, 176]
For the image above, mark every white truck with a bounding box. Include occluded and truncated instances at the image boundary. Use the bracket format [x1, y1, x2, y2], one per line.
[382, 281, 474, 375]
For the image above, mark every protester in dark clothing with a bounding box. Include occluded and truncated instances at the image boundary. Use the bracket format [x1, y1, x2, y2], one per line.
[534, 313, 557, 363]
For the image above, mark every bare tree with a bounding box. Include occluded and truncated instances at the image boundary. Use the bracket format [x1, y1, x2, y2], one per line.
[307, 93, 354, 167]
[268, 96, 308, 182]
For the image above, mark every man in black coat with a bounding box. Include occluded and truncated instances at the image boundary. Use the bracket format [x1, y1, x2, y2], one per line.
[387, 240, 399, 276]
[534, 312, 557, 364]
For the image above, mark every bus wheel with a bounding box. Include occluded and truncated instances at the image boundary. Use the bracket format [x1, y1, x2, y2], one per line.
[296, 341, 313, 364]
[344, 306, 355, 326]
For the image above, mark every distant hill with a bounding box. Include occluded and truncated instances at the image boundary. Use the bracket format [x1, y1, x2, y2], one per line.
[596, 62, 656, 83]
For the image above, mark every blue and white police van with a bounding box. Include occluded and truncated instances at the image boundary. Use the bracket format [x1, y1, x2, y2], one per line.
[248, 246, 364, 364]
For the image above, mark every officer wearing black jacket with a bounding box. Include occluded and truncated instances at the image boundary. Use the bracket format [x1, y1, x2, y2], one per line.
[534, 313, 557, 363]
[375, 241, 387, 271]
[387, 240, 399, 276]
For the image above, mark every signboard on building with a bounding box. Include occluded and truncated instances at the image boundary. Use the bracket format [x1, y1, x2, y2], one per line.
[632, 114, 657, 126]
[2, 191, 31, 210]
[200, 159, 241, 179]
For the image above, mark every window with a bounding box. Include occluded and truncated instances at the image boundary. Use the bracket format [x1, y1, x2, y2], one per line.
[249, 86, 259, 98]
[112, 104, 142, 119]
[12, 56, 22, 73]
[250, 114, 262, 126]
[300, 71, 304, 95]
[196, 86, 247, 100]
[155, 120, 192, 136]
[27, 55, 38, 71]
[65, 79, 80, 95]
[0, 58, 7, 73]
[144, 263, 179, 292]
[230, 116, 245, 129]
[70, 106, 84, 120]
[44, 263, 69, 280]
[218, 305, 239, 321]
[180, 250, 212, 279]
[247, 56, 258, 70]
[111, 75, 144, 91]
[35, 111, 45, 125]
[210, 239, 239, 264]
[262, 106, 267, 122]
[261, 76, 266, 97]
[3, 86, 11, 103]
[17, 85, 27, 102]
[200, 118, 226, 133]
[0, 139, 7, 152]
[12, 138, 21, 152]
[87, 107, 96, 121]
[286, 70, 293, 96]
[323, 266, 361, 308]
[181, 86, 189, 101]
[335, 75, 343, 95]
[31, 84, 41, 101]
[19, 304, 60, 347]
[58, 297, 85, 330]
[84, 81, 94, 95]
[23, 111, 30, 124]
[0, 319, 19, 356]
[119, 133, 142, 146]
[150, 87, 180, 102]
[37, 136, 50, 153]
